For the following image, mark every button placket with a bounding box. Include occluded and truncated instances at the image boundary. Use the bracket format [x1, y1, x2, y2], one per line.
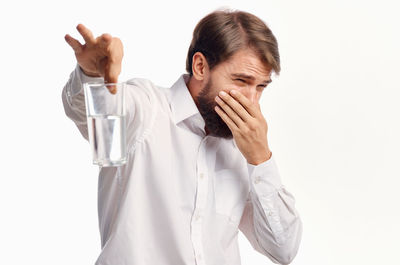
[190, 137, 209, 265]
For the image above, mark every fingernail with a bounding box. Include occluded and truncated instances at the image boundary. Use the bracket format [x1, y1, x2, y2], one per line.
[219, 91, 227, 97]
[230, 90, 237, 95]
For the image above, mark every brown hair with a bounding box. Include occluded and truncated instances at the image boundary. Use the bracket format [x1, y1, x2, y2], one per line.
[186, 9, 280, 76]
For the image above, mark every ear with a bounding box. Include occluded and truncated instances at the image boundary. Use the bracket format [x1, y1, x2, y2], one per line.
[191, 52, 209, 81]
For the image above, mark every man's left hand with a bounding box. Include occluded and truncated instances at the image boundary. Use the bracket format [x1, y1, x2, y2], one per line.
[215, 89, 272, 165]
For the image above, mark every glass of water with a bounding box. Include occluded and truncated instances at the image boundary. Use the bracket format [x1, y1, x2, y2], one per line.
[83, 82, 126, 167]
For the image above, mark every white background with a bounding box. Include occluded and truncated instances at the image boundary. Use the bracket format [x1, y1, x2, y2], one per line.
[0, 0, 399, 264]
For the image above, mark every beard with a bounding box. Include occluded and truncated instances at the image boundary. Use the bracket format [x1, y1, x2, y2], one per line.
[196, 77, 233, 139]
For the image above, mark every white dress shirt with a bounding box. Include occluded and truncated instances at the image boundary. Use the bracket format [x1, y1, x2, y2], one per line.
[62, 65, 302, 265]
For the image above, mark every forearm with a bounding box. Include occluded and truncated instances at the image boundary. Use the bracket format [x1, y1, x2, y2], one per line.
[61, 64, 104, 140]
[250, 188, 302, 264]
[246, 155, 302, 264]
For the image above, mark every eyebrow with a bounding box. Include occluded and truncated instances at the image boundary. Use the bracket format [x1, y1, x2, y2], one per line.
[231, 73, 272, 84]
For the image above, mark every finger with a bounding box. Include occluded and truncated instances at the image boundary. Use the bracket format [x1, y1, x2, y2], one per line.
[217, 91, 253, 122]
[229, 90, 259, 118]
[76, 24, 95, 44]
[104, 63, 120, 94]
[215, 95, 245, 128]
[99, 33, 112, 49]
[214, 105, 238, 132]
[106, 83, 117, 94]
[96, 34, 113, 57]
[64, 34, 83, 53]
[104, 62, 120, 83]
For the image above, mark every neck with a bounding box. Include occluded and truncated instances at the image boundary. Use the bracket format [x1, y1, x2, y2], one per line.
[186, 75, 204, 108]
[187, 75, 210, 136]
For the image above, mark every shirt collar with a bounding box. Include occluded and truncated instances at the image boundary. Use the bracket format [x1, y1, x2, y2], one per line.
[169, 74, 202, 125]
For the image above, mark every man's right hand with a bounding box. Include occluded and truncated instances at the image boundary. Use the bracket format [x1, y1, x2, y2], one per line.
[64, 24, 123, 93]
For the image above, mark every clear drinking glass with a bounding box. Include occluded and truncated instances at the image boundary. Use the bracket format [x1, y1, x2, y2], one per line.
[83, 82, 126, 167]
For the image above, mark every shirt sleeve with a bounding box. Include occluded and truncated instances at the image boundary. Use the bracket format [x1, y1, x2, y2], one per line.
[61, 64, 104, 141]
[239, 154, 303, 265]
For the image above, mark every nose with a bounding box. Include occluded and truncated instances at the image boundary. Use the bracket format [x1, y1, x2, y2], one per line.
[238, 87, 257, 104]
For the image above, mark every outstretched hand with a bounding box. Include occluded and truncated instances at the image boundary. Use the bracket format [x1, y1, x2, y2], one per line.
[64, 24, 124, 93]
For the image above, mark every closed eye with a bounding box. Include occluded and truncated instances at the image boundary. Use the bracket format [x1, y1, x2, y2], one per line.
[235, 78, 246, 83]
[257, 85, 266, 92]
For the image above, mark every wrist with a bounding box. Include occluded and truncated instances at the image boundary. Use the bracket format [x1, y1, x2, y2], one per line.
[247, 150, 272, 166]
[79, 66, 102, 78]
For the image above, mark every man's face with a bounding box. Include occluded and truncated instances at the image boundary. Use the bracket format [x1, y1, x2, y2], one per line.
[196, 48, 272, 138]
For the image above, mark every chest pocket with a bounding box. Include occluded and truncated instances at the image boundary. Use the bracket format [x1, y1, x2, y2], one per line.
[213, 169, 249, 224]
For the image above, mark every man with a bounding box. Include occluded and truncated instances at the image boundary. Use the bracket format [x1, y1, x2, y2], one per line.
[63, 9, 302, 265]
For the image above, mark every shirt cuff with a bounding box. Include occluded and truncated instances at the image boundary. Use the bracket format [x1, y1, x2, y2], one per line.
[70, 64, 104, 96]
[247, 153, 283, 195]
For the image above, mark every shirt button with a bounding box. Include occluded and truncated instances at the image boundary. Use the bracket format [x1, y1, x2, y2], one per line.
[195, 214, 202, 221]
[254, 176, 261, 184]
[199, 173, 204, 179]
